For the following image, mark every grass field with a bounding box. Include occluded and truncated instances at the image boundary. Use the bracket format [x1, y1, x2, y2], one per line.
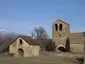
[0, 52, 84, 64]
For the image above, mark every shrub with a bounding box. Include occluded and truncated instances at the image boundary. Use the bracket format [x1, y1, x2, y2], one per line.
[65, 38, 70, 52]
[45, 40, 56, 51]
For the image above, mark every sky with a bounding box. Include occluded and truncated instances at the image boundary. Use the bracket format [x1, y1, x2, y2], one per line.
[0, 0, 85, 37]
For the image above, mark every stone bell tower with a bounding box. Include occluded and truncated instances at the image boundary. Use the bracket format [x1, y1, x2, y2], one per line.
[52, 19, 70, 45]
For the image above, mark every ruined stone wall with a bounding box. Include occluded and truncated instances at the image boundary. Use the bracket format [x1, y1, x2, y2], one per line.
[69, 33, 84, 53]
[70, 44, 84, 53]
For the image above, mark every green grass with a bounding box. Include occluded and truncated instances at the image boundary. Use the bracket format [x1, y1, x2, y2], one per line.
[0, 52, 84, 64]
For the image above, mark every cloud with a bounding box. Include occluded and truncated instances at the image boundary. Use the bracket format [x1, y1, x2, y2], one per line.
[0, 29, 5, 32]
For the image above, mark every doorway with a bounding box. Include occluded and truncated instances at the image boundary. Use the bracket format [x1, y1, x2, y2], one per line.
[18, 48, 24, 57]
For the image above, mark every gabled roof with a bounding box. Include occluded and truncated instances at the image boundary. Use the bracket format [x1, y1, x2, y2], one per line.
[17, 36, 40, 45]
[53, 19, 70, 25]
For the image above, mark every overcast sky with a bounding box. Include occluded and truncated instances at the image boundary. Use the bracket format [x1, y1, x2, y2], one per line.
[0, 0, 85, 37]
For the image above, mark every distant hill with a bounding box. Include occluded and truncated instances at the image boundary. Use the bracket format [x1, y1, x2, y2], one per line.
[0, 31, 32, 52]
[0, 30, 21, 38]
[0, 30, 21, 47]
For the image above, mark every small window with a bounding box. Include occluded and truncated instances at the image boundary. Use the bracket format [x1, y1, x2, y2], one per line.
[19, 39, 23, 44]
[59, 24, 62, 31]
[55, 24, 58, 31]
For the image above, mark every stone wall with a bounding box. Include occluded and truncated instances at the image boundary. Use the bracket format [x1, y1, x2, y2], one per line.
[70, 44, 84, 53]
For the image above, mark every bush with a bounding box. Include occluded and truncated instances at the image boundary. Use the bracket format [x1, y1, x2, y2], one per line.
[45, 40, 56, 51]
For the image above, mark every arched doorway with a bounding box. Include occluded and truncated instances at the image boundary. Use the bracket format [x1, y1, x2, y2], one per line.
[56, 45, 66, 52]
[18, 48, 24, 57]
[58, 46, 66, 52]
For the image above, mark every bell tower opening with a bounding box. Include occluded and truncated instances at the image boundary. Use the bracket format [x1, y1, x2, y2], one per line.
[55, 24, 58, 31]
[59, 24, 62, 31]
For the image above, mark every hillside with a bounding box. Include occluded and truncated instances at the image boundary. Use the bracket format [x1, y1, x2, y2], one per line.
[0, 30, 20, 38]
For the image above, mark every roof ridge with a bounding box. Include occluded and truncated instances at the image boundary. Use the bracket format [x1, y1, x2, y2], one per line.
[57, 19, 69, 25]
[52, 19, 70, 25]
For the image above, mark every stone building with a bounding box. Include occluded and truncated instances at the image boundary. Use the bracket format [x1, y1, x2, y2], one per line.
[52, 19, 70, 44]
[0, 36, 40, 57]
[52, 19, 85, 53]
[52, 19, 70, 51]
[9, 36, 40, 57]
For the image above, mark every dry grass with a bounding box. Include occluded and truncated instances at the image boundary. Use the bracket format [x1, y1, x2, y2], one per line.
[0, 52, 84, 64]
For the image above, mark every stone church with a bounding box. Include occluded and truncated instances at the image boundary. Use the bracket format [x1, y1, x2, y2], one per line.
[52, 19, 85, 53]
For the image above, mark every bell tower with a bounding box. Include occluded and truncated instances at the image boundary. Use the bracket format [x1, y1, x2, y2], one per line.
[52, 19, 70, 45]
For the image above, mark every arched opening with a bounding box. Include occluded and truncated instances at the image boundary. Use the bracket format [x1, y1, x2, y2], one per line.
[18, 48, 24, 57]
[58, 46, 66, 52]
[59, 24, 62, 31]
[55, 24, 58, 31]
[65, 38, 70, 51]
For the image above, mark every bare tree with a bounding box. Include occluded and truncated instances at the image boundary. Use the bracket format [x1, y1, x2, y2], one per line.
[31, 26, 49, 39]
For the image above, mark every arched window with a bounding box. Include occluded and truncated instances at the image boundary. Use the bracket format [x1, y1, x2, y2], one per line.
[59, 24, 62, 31]
[55, 24, 58, 31]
